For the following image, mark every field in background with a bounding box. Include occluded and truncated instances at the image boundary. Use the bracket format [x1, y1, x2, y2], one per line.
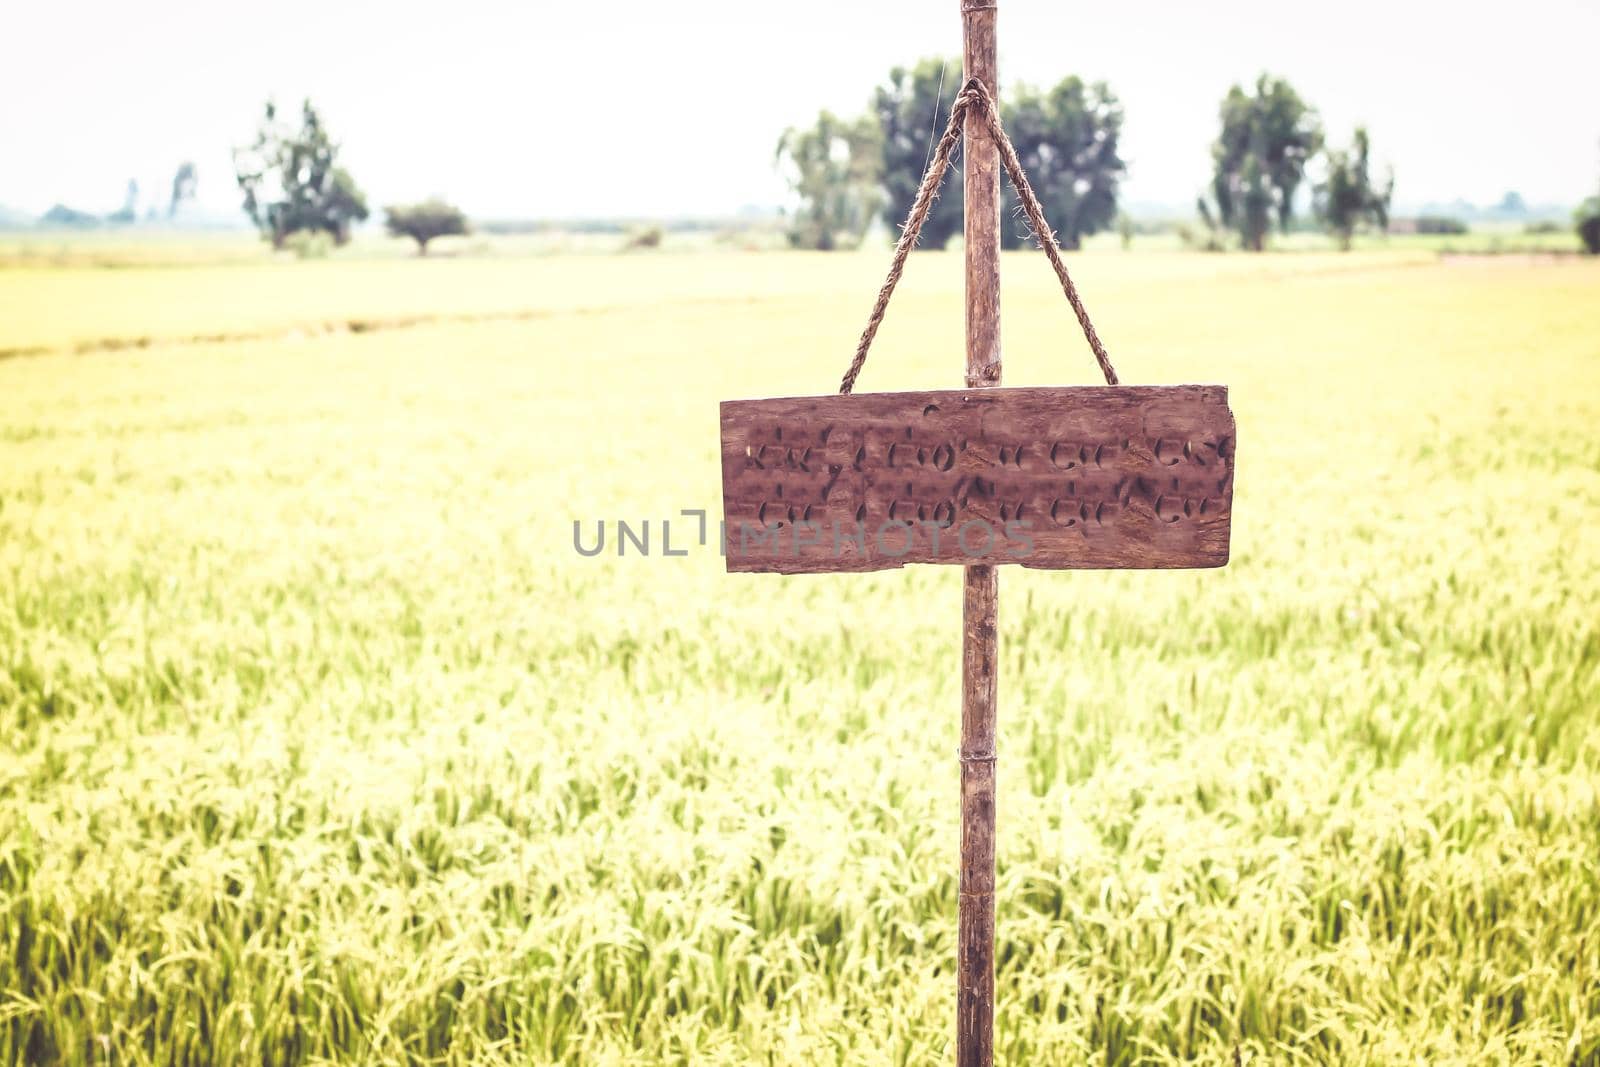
[2, 245, 1599, 1064]
[0, 216, 1584, 272]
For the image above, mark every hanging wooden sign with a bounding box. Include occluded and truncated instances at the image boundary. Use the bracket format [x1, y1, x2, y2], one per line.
[718, 24, 1238, 1063]
[721, 384, 1234, 573]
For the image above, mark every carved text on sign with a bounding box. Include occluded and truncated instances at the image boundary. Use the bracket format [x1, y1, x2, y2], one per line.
[719, 385, 1234, 573]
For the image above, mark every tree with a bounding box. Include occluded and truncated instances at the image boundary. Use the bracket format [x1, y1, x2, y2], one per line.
[1201, 75, 1322, 251]
[39, 204, 99, 228]
[1314, 128, 1393, 251]
[106, 179, 139, 224]
[999, 77, 1125, 250]
[1494, 191, 1527, 216]
[1578, 197, 1600, 255]
[233, 100, 369, 248]
[170, 162, 197, 218]
[874, 58, 964, 249]
[775, 111, 882, 251]
[1578, 153, 1600, 255]
[385, 200, 469, 255]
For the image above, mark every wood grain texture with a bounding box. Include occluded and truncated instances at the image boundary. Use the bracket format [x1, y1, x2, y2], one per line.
[720, 385, 1235, 574]
[963, 4, 1001, 392]
[958, 564, 998, 1067]
[959, 11, 1001, 1067]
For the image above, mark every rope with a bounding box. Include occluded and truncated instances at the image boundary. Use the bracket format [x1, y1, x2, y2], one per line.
[837, 83, 972, 396]
[839, 78, 1119, 395]
[975, 86, 1119, 388]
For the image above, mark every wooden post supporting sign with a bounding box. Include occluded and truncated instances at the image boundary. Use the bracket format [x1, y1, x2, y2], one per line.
[719, 3, 1234, 1062]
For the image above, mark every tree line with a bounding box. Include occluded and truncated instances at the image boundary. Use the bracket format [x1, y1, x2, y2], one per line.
[223, 81, 1600, 257]
[232, 101, 467, 255]
[776, 60, 1130, 253]
[776, 60, 1400, 253]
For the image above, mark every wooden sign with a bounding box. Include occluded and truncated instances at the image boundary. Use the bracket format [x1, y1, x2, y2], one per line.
[721, 384, 1234, 574]
[719, 6, 1237, 1058]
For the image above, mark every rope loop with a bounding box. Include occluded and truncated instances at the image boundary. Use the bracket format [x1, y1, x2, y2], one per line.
[839, 78, 1119, 395]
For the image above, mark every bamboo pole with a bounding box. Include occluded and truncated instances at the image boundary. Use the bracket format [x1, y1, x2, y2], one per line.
[958, 2, 1000, 1065]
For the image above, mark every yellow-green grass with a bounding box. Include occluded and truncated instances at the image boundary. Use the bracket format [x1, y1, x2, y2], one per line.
[1, 217, 1582, 276]
[0, 228, 782, 275]
[2, 248, 1598, 1065]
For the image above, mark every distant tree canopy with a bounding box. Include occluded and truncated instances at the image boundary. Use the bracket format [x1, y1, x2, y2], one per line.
[1495, 190, 1527, 216]
[1314, 128, 1393, 251]
[775, 111, 882, 251]
[782, 62, 1431, 257]
[170, 162, 197, 218]
[106, 179, 140, 224]
[1578, 197, 1600, 255]
[233, 101, 368, 249]
[39, 204, 99, 228]
[1000, 77, 1125, 251]
[874, 58, 964, 250]
[1414, 216, 1468, 235]
[1200, 75, 1323, 251]
[385, 200, 469, 255]
[801, 58, 1128, 253]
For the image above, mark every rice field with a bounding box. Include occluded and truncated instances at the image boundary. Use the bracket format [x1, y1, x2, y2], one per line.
[1, 245, 1598, 1064]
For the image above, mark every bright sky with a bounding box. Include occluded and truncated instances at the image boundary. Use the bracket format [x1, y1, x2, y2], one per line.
[4, 0, 1598, 219]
